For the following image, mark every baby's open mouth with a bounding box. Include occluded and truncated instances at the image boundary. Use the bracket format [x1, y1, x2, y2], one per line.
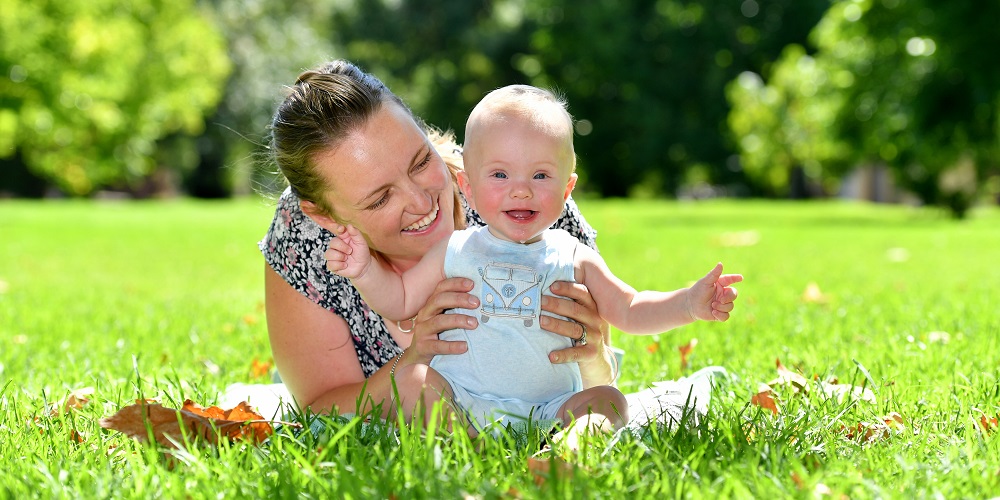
[504, 210, 537, 220]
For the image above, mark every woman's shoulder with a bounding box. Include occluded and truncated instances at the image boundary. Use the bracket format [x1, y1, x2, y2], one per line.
[552, 197, 598, 250]
[259, 187, 335, 303]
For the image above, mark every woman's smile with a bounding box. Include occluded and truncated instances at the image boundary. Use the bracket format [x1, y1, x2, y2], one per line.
[403, 199, 440, 233]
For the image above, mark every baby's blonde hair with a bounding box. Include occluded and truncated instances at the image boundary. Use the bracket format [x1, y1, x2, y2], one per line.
[463, 85, 576, 172]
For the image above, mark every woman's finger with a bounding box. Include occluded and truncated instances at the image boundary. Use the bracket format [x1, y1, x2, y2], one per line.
[418, 278, 477, 316]
[541, 293, 600, 329]
[539, 313, 589, 340]
[547, 345, 593, 364]
[548, 281, 598, 308]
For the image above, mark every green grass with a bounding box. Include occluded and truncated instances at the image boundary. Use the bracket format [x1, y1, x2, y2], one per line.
[2, 198, 999, 498]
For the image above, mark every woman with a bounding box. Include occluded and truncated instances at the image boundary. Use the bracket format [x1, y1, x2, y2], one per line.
[260, 60, 617, 421]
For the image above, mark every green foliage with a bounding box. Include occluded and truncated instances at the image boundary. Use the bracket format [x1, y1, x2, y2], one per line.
[727, 45, 853, 196]
[2, 199, 1000, 497]
[517, 0, 831, 197]
[0, 0, 230, 195]
[727, 0, 1000, 215]
[189, 0, 337, 197]
[321, 0, 828, 198]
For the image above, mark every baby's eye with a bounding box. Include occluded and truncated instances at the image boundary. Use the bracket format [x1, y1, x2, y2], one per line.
[533, 173, 550, 180]
[491, 172, 508, 179]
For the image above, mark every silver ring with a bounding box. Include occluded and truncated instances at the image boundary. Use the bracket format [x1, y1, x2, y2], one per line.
[575, 324, 588, 346]
[396, 317, 416, 333]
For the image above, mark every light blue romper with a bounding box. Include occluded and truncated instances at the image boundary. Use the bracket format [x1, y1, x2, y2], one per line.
[430, 226, 583, 430]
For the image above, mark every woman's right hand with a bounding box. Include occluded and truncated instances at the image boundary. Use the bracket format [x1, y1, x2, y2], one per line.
[402, 277, 479, 365]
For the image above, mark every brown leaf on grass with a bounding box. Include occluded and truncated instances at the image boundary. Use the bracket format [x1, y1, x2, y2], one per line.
[100, 400, 273, 449]
[974, 409, 999, 435]
[250, 358, 273, 380]
[646, 343, 659, 354]
[842, 412, 907, 443]
[751, 384, 780, 415]
[678, 338, 698, 370]
[767, 358, 810, 392]
[49, 387, 95, 416]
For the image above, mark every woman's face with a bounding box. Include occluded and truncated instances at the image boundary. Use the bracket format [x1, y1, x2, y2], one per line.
[311, 102, 456, 268]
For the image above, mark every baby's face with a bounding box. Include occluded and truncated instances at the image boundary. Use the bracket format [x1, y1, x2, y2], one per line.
[461, 114, 576, 244]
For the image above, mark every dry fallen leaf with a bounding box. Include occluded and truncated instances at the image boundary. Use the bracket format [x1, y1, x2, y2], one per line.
[751, 384, 780, 415]
[250, 358, 273, 380]
[678, 338, 698, 370]
[49, 387, 95, 416]
[100, 400, 273, 449]
[843, 412, 907, 443]
[975, 409, 999, 435]
[767, 358, 810, 392]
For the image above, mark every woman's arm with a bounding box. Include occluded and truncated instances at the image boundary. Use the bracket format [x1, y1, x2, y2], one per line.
[541, 281, 616, 388]
[325, 224, 449, 322]
[265, 265, 374, 413]
[265, 265, 475, 415]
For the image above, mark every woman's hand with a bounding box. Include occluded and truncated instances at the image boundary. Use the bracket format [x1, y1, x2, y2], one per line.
[401, 277, 479, 366]
[541, 281, 615, 387]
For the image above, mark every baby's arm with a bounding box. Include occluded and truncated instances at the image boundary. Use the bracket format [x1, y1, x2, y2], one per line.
[325, 224, 448, 322]
[576, 245, 743, 334]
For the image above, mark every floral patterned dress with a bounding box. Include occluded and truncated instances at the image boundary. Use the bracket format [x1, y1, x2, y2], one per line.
[259, 187, 598, 378]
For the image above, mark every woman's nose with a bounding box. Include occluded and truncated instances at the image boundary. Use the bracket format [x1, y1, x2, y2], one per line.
[404, 181, 433, 213]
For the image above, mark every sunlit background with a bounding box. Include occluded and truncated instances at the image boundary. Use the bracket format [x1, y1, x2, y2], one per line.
[1, 0, 997, 218]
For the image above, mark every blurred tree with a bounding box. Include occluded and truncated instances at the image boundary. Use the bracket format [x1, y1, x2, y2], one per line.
[728, 0, 1000, 216]
[321, 0, 828, 198]
[520, 0, 830, 197]
[726, 45, 853, 197]
[0, 0, 231, 195]
[324, 0, 532, 135]
[192, 0, 337, 197]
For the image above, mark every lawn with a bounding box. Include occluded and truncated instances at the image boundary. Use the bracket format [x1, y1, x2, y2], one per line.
[2, 198, 999, 498]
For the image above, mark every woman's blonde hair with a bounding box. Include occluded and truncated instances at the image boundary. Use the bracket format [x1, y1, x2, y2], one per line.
[269, 60, 465, 231]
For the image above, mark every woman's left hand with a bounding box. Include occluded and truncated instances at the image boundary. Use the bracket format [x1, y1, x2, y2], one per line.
[541, 281, 615, 388]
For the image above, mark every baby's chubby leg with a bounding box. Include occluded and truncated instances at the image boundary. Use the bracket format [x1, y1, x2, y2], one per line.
[553, 385, 629, 450]
[390, 363, 469, 434]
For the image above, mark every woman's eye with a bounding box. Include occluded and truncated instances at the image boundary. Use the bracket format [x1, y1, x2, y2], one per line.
[369, 193, 390, 210]
[412, 152, 431, 172]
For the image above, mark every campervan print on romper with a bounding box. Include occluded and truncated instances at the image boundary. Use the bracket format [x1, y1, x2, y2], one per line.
[478, 261, 544, 327]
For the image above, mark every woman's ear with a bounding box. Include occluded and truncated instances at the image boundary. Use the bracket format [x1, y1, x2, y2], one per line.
[563, 173, 578, 201]
[457, 171, 476, 211]
[300, 200, 341, 233]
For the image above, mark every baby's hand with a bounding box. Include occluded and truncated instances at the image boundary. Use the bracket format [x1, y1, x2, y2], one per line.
[688, 263, 743, 322]
[324, 224, 373, 280]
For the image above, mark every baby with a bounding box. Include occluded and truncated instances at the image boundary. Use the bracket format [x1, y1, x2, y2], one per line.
[325, 85, 742, 435]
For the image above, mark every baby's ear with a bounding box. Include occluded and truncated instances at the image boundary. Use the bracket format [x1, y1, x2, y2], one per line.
[457, 171, 476, 211]
[300, 200, 340, 233]
[563, 173, 578, 201]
